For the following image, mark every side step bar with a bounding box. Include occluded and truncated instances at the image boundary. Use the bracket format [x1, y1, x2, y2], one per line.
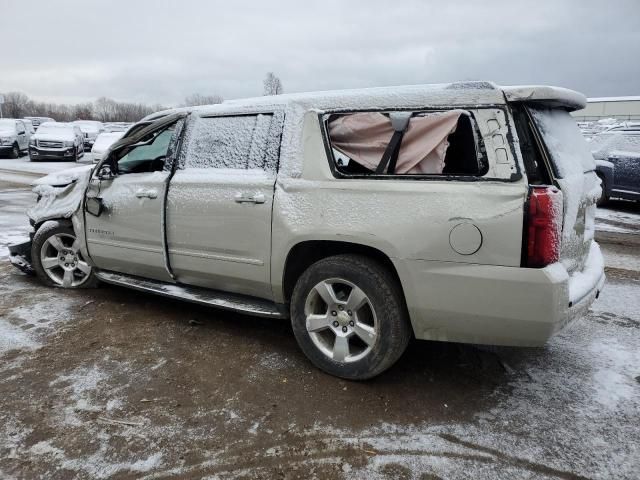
[95, 270, 287, 319]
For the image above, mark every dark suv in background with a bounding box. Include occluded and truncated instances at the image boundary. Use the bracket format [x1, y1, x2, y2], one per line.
[591, 129, 640, 204]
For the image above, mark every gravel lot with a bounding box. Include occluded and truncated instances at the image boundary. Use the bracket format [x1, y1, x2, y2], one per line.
[0, 175, 639, 479]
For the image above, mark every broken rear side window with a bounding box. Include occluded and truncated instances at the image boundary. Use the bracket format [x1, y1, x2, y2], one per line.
[325, 110, 485, 177]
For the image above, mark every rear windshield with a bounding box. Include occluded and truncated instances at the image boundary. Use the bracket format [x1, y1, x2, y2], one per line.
[529, 107, 595, 178]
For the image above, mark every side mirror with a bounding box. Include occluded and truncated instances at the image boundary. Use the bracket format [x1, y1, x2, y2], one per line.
[97, 163, 115, 180]
[85, 197, 103, 217]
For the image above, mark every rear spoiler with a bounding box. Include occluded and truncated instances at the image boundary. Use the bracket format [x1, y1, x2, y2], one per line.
[502, 85, 587, 112]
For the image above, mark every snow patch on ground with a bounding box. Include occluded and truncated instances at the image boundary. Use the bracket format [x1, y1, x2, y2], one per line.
[0, 289, 80, 356]
[596, 205, 640, 235]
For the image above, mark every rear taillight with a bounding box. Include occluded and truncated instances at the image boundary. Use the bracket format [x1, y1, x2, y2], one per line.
[525, 186, 563, 268]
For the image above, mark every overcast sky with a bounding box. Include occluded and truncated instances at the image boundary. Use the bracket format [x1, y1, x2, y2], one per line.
[2, 0, 639, 106]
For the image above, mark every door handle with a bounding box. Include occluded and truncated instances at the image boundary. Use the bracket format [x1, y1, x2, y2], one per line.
[234, 192, 266, 204]
[135, 188, 158, 199]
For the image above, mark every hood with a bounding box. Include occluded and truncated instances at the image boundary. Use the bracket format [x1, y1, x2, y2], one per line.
[0, 128, 16, 137]
[32, 165, 94, 187]
[33, 132, 76, 142]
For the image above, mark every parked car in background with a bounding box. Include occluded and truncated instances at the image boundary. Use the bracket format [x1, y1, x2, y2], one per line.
[9, 82, 605, 380]
[104, 122, 132, 133]
[24, 116, 56, 130]
[591, 130, 640, 204]
[90, 131, 125, 162]
[28, 122, 85, 162]
[72, 120, 105, 151]
[21, 118, 36, 136]
[0, 119, 30, 158]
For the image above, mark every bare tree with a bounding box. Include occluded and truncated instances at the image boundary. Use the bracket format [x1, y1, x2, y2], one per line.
[263, 72, 283, 96]
[1, 92, 30, 118]
[182, 93, 224, 107]
[1, 91, 164, 122]
[73, 103, 94, 120]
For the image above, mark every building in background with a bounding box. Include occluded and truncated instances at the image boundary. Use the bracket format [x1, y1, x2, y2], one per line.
[573, 96, 640, 121]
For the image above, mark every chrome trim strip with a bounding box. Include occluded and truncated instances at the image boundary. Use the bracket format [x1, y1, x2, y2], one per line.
[168, 248, 264, 265]
[87, 238, 163, 254]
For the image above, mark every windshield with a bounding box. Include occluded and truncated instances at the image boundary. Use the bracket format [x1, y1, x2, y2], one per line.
[37, 124, 74, 135]
[529, 107, 596, 178]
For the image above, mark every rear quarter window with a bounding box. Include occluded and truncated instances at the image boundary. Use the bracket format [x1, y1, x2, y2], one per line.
[324, 109, 487, 178]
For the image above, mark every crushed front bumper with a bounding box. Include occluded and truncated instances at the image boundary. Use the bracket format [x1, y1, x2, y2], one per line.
[9, 239, 34, 275]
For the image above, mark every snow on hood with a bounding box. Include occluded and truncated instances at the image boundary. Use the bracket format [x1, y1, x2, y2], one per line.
[0, 128, 16, 136]
[32, 165, 94, 187]
[32, 132, 76, 142]
[28, 166, 94, 224]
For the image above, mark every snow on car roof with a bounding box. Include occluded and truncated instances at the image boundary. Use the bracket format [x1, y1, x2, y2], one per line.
[144, 82, 586, 121]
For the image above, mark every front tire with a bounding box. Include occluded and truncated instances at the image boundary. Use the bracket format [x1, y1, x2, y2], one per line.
[10, 143, 20, 159]
[290, 254, 411, 380]
[32, 221, 98, 289]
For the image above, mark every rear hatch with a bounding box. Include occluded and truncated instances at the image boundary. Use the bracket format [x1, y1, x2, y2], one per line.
[527, 106, 600, 273]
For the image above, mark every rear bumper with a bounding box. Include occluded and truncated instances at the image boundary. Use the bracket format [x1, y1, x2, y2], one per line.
[397, 243, 606, 346]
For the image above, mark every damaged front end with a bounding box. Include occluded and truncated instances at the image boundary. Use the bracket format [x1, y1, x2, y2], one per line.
[8, 164, 94, 275]
[9, 238, 34, 275]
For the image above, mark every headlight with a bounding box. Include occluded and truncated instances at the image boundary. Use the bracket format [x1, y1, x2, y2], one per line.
[63, 141, 74, 147]
[29, 139, 36, 146]
[0, 137, 15, 145]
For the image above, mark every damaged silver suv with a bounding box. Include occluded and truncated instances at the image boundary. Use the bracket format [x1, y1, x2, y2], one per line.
[10, 82, 605, 380]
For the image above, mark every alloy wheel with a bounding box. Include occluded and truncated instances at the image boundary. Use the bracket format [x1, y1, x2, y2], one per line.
[304, 278, 377, 363]
[40, 233, 92, 287]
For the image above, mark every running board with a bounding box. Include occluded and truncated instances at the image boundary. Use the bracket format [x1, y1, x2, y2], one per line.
[95, 270, 286, 319]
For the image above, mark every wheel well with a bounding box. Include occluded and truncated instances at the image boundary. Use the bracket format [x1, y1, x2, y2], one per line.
[282, 240, 403, 303]
[34, 218, 72, 234]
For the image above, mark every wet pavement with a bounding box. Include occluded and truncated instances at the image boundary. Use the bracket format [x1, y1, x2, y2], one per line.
[0, 180, 638, 479]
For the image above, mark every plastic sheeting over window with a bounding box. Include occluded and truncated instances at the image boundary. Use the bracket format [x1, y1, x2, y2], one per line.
[328, 110, 467, 174]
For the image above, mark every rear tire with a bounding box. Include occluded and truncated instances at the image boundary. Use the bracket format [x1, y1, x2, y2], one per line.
[290, 254, 411, 380]
[32, 220, 99, 289]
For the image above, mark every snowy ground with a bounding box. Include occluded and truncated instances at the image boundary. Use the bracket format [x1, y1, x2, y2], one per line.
[595, 200, 640, 236]
[0, 153, 95, 186]
[0, 179, 639, 478]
